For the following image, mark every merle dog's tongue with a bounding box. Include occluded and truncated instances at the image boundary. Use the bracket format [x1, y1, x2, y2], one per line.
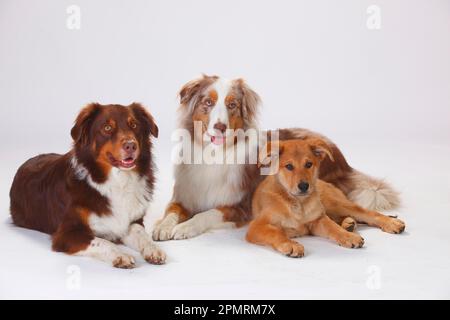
[211, 136, 224, 145]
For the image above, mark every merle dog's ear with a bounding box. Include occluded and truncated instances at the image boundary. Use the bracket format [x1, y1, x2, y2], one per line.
[235, 79, 261, 127]
[179, 74, 218, 107]
[130, 103, 158, 138]
[71, 103, 101, 145]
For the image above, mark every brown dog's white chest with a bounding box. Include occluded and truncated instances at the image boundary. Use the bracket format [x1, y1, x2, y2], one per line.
[85, 167, 151, 240]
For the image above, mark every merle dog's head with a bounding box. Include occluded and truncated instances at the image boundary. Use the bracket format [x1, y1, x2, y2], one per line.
[178, 75, 260, 147]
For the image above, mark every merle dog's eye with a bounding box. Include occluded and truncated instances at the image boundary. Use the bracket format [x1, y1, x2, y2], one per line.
[285, 164, 294, 171]
[305, 161, 313, 169]
[104, 124, 112, 132]
[205, 99, 213, 106]
[228, 102, 237, 109]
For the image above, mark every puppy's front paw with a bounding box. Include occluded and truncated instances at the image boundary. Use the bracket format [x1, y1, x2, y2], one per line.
[112, 254, 136, 269]
[276, 241, 305, 258]
[341, 217, 357, 232]
[337, 232, 364, 249]
[152, 216, 178, 241]
[380, 217, 405, 234]
[142, 246, 166, 265]
[171, 221, 203, 240]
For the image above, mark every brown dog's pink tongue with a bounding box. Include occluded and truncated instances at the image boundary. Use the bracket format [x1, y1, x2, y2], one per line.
[120, 158, 135, 168]
[211, 136, 224, 145]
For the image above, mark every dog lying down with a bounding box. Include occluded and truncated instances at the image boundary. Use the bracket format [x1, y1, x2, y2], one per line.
[246, 138, 406, 257]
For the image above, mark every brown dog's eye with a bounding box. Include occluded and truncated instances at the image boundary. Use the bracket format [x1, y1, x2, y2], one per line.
[104, 124, 112, 132]
[130, 123, 137, 129]
[205, 99, 213, 106]
[285, 164, 294, 171]
[305, 161, 313, 169]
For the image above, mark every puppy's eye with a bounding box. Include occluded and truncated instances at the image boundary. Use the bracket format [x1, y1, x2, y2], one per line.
[130, 122, 137, 129]
[285, 164, 294, 171]
[205, 99, 213, 106]
[104, 125, 112, 132]
[305, 161, 313, 169]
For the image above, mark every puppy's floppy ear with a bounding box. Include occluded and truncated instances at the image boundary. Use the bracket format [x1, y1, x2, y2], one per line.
[258, 141, 284, 168]
[130, 103, 158, 138]
[71, 103, 101, 145]
[179, 74, 218, 106]
[235, 78, 261, 127]
[308, 138, 334, 162]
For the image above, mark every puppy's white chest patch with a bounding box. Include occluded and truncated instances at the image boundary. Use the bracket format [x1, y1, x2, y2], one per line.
[87, 168, 151, 240]
[283, 197, 324, 229]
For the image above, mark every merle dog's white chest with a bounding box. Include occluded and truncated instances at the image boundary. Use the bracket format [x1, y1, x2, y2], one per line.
[87, 169, 151, 240]
[173, 162, 245, 213]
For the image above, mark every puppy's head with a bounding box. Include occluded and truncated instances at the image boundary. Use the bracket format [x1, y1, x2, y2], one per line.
[261, 139, 334, 197]
[71, 103, 158, 179]
[178, 74, 260, 147]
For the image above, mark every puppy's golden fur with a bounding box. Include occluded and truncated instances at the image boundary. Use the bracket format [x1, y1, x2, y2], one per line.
[246, 139, 406, 257]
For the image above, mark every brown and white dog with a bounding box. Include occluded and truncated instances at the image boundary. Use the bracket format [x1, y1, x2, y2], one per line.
[247, 138, 405, 257]
[10, 103, 165, 268]
[153, 75, 401, 241]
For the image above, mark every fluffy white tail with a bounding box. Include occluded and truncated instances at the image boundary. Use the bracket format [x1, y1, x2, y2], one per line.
[347, 170, 401, 211]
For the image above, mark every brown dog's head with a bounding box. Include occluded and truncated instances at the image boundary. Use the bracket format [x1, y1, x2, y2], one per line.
[71, 103, 158, 182]
[261, 138, 334, 196]
[178, 74, 260, 147]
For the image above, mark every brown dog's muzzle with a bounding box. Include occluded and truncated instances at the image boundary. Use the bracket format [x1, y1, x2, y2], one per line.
[122, 140, 138, 155]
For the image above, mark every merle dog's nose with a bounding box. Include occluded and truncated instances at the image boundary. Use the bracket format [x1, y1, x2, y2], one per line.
[298, 181, 309, 193]
[123, 141, 137, 153]
[213, 122, 227, 134]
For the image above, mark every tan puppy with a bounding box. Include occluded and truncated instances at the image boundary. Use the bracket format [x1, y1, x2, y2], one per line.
[246, 139, 406, 257]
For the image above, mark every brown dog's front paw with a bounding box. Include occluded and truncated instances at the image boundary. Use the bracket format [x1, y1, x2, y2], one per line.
[380, 217, 406, 234]
[337, 233, 364, 249]
[113, 254, 136, 269]
[276, 241, 305, 258]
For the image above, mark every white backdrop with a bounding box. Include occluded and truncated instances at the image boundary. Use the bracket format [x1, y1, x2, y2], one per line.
[1, 0, 449, 299]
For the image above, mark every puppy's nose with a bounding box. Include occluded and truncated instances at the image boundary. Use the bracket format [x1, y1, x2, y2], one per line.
[213, 122, 227, 134]
[123, 141, 137, 153]
[298, 181, 310, 193]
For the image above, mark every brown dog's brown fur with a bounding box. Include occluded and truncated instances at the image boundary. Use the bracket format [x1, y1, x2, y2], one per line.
[246, 139, 406, 257]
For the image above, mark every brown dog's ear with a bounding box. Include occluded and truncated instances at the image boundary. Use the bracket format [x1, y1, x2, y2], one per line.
[130, 103, 158, 138]
[258, 141, 284, 168]
[179, 74, 218, 106]
[309, 138, 334, 162]
[71, 103, 101, 145]
[235, 78, 261, 127]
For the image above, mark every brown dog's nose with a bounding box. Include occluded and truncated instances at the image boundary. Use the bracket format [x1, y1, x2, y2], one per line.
[123, 141, 137, 153]
[213, 122, 227, 134]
